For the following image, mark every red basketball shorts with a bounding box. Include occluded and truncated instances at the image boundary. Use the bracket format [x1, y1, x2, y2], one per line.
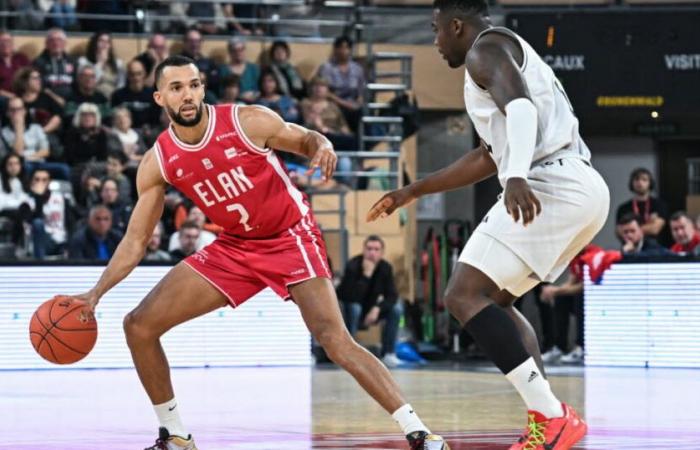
[183, 213, 332, 307]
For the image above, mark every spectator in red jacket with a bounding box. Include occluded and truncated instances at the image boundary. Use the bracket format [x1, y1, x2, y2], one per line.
[669, 211, 700, 255]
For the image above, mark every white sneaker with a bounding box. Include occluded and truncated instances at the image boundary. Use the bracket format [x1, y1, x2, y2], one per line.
[382, 353, 402, 368]
[560, 346, 584, 364]
[542, 346, 563, 364]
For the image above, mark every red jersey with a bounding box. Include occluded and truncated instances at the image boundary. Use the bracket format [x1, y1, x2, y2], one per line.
[154, 104, 309, 238]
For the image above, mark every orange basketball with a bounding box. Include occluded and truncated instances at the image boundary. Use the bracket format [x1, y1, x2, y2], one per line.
[29, 296, 98, 364]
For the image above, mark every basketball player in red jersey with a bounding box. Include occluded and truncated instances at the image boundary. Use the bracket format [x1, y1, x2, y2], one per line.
[66, 56, 449, 450]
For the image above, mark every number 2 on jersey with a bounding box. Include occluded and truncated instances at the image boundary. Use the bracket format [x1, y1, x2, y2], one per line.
[226, 203, 253, 231]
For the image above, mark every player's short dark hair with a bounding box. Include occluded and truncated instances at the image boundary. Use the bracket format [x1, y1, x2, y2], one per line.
[618, 213, 643, 227]
[154, 55, 197, 89]
[106, 150, 128, 165]
[628, 167, 655, 192]
[364, 235, 385, 248]
[670, 210, 691, 223]
[180, 220, 200, 232]
[333, 36, 353, 49]
[433, 0, 488, 17]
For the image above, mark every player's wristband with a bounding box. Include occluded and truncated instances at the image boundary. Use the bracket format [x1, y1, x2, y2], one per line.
[501, 98, 538, 181]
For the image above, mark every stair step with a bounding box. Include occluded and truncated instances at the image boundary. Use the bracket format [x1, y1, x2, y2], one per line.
[367, 102, 393, 109]
[374, 72, 411, 79]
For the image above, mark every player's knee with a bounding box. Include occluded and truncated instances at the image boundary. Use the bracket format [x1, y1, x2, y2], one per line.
[123, 310, 159, 343]
[315, 326, 352, 364]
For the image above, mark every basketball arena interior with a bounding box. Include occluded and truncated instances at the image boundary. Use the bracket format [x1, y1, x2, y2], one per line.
[1, 1, 699, 449]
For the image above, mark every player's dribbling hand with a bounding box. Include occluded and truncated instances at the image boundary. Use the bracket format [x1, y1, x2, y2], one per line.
[366, 187, 417, 222]
[71, 291, 100, 323]
[504, 178, 542, 226]
[307, 145, 338, 181]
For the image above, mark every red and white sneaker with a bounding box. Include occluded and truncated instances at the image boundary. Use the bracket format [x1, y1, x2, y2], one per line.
[509, 403, 587, 450]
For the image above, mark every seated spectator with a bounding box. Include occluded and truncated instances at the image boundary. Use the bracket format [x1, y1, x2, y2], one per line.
[301, 76, 357, 150]
[33, 28, 77, 101]
[169, 205, 217, 251]
[255, 70, 299, 123]
[105, 150, 132, 203]
[111, 107, 146, 169]
[0, 152, 34, 248]
[317, 36, 365, 130]
[169, 220, 200, 262]
[135, 34, 170, 88]
[616, 168, 667, 241]
[172, 200, 222, 236]
[13, 67, 63, 137]
[2, 97, 70, 180]
[64, 102, 119, 167]
[180, 29, 219, 93]
[219, 74, 243, 105]
[28, 169, 68, 259]
[63, 64, 112, 125]
[337, 235, 403, 367]
[618, 213, 671, 257]
[266, 41, 305, 100]
[219, 38, 260, 102]
[94, 177, 131, 233]
[111, 59, 160, 130]
[199, 71, 219, 105]
[539, 245, 591, 365]
[68, 204, 121, 260]
[144, 221, 171, 262]
[45, 0, 78, 30]
[78, 31, 126, 99]
[669, 211, 700, 255]
[0, 30, 30, 99]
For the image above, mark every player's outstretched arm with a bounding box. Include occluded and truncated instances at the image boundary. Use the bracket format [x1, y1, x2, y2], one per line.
[466, 36, 541, 225]
[74, 150, 166, 314]
[367, 143, 496, 222]
[238, 105, 337, 180]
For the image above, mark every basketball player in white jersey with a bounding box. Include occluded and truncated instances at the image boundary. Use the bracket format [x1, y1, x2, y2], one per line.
[368, 1, 609, 449]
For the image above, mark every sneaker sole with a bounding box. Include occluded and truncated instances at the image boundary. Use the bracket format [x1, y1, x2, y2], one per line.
[556, 420, 587, 449]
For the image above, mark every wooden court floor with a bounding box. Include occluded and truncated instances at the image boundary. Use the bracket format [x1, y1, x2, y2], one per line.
[2, 364, 699, 449]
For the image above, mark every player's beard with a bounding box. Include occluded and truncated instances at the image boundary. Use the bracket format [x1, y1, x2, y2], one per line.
[168, 102, 203, 128]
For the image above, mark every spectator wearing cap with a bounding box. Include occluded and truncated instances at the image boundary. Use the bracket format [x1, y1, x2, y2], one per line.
[669, 211, 700, 255]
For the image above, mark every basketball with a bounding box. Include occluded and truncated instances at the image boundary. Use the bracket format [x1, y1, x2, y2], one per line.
[29, 296, 98, 365]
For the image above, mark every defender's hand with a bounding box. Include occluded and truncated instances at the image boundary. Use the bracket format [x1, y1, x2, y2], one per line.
[307, 145, 337, 181]
[366, 187, 417, 222]
[504, 178, 542, 226]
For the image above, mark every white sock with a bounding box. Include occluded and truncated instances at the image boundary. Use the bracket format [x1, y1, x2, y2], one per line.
[392, 404, 430, 435]
[153, 398, 188, 438]
[505, 358, 564, 418]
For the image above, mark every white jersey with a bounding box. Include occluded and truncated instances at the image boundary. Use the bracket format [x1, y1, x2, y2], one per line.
[464, 27, 591, 187]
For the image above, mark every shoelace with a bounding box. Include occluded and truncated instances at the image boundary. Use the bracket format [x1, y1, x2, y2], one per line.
[144, 438, 168, 450]
[521, 413, 547, 450]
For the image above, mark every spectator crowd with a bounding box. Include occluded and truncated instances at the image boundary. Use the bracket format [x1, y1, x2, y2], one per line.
[0, 27, 369, 260]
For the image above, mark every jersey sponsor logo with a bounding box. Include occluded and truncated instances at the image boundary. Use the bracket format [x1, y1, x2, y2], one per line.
[202, 158, 213, 170]
[193, 166, 255, 207]
[168, 154, 180, 163]
[291, 268, 306, 275]
[543, 54, 585, 71]
[664, 54, 700, 71]
[224, 147, 238, 159]
[215, 131, 237, 142]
